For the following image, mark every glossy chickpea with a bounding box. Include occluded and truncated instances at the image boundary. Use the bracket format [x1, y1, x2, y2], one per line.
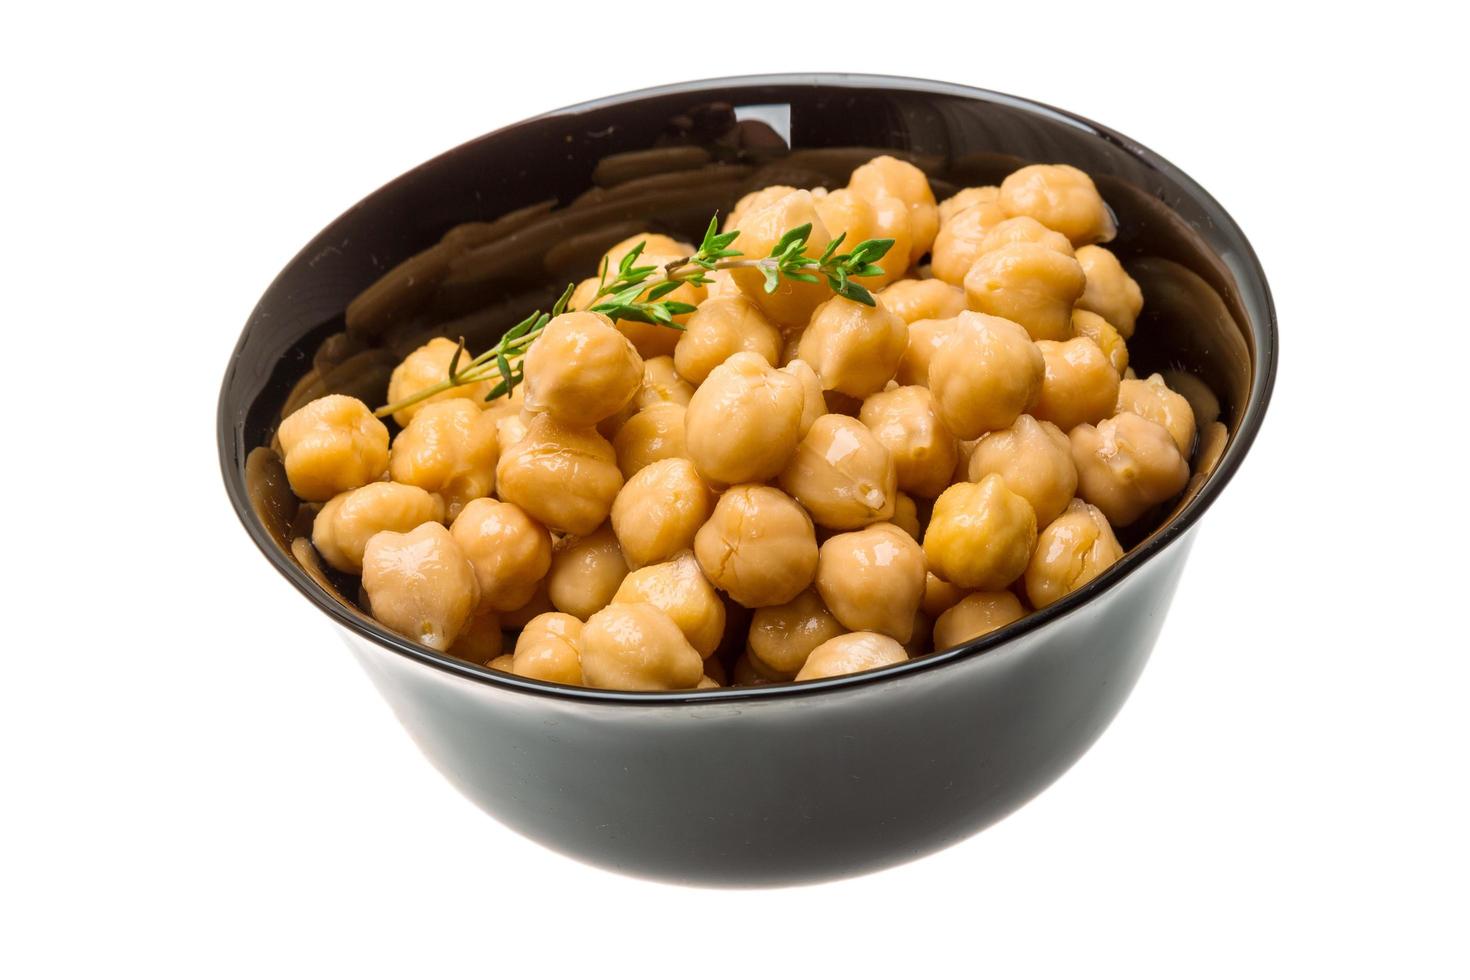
[482, 381, 526, 422]
[487, 653, 517, 673]
[511, 612, 583, 685]
[389, 398, 500, 521]
[877, 278, 967, 325]
[703, 268, 743, 300]
[729, 190, 834, 326]
[612, 256, 707, 359]
[636, 356, 695, 410]
[495, 411, 529, 455]
[923, 475, 1038, 590]
[859, 386, 958, 499]
[781, 358, 825, 437]
[673, 295, 782, 384]
[795, 632, 907, 681]
[938, 185, 1000, 226]
[999, 164, 1116, 246]
[849, 155, 940, 257]
[1116, 374, 1197, 456]
[1025, 499, 1124, 609]
[1070, 412, 1190, 527]
[500, 578, 553, 630]
[448, 610, 503, 664]
[449, 498, 553, 613]
[894, 316, 955, 387]
[610, 457, 714, 569]
[798, 295, 908, 398]
[495, 412, 622, 535]
[694, 485, 818, 608]
[927, 312, 1044, 439]
[385, 337, 491, 427]
[779, 414, 897, 530]
[964, 242, 1086, 342]
[580, 603, 705, 691]
[362, 522, 480, 652]
[922, 571, 969, 619]
[978, 215, 1075, 257]
[891, 492, 922, 540]
[852, 193, 914, 287]
[1188, 421, 1229, 495]
[277, 395, 390, 502]
[747, 587, 845, 679]
[932, 591, 1026, 649]
[815, 523, 927, 642]
[1160, 370, 1220, 429]
[612, 552, 725, 658]
[1075, 246, 1143, 337]
[521, 311, 643, 427]
[1032, 337, 1121, 433]
[929, 197, 1009, 285]
[684, 352, 804, 485]
[602, 233, 691, 269]
[313, 482, 445, 574]
[612, 401, 688, 480]
[546, 523, 628, 620]
[726, 185, 799, 230]
[568, 276, 601, 313]
[1071, 309, 1129, 375]
[813, 189, 877, 259]
[967, 414, 1078, 528]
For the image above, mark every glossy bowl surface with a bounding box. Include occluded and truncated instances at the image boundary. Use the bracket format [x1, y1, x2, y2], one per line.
[219, 74, 1275, 885]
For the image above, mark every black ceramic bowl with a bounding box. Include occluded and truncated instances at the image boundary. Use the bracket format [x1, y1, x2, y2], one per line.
[218, 74, 1275, 887]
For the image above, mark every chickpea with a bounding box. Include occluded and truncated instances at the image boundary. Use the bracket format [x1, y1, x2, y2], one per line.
[781, 358, 825, 437]
[602, 233, 691, 270]
[448, 610, 503, 664]
[813, 188, 877, 258]
[953, 437, 980, 484]
[964, 242, 1086, 342]
[747, 587, 845, 679]
[673, 295, 781, 385]
[815, 522, 926, 642]
[596, 401, 637, 442]
[684, 352, 804, 485]
[1025, 499, 1124, 609]
[851, 193, 914, 287]
[362, 522, 480, 652]
[389, 398, 500, 521]
[483, 381, 526, 422]
[635, 355, 695, 410]
[610, 457, 714, 569]
[697, 675, 721, 689]
[521, 311, 643, 427]
[703, 268, 743, 300]
[385, 337, 491, 427]
[1070, 412, 1190, 527]
[930, 197, 1009, 285]
[923, 475, 1037, 590]
[726, 185, 799, 231]
[922, 571, 969, 618]
[703, 654, 729, 686]
[1187, 421, 1230, 495]
[999, 163, 1116, 246]
[496, 412, 622, 535]
[860, 386, 958, 499]
[487, 653, 517, 673]
[568, 276, 600, 313]
[495, 411, 529, 455]
[732, 651, 780, 686]
[978, 215, 1075, 257]
[1071, 309, 1129, 375]
[894, 316, 955, 387]
[612, 552, 726, 658]
[967, 414, 1078, 527]
[1160, 369, 1220, 429]
[849, 155, 940, 257]
[1075, 246, 1143, 337]
[779, 414, 897, 530]
[795, 631, 908, 681]
[797, 295, 908, 398]
[450, 498, 553, 613]
[694, 485, 818, 608]
[610, 255, 708, 359]
[547, 523, 629, 620]
[313, 482, 445, 574]
[1116, 373, 1197, 456]
[878, 278, 967, 325]
[932, 591, 1026, 650]
[277, 395, 391, 502]
[511, 611, 583, 685]
[927, 312, 1044, 439]
[500, 578, 553, 629]
[612, 401, 688, 480]
[891, 491, 922, 540]
[938, 185, 999, 226]
[1032, 337, 1122, 433]
[580, 602, 705, 691]
[729, 190, 835, 326]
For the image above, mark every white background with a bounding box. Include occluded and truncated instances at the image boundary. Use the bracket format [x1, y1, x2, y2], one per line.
[4, 2, 1466, 977]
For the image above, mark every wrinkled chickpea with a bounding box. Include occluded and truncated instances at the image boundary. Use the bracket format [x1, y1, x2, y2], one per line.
[860, 385, 958, 499]
[1032, 337, 1122, 433]
[450, 498, 553, 613]
[1071, 309, 1129, 375]
[511, 611, 583, 685]
[779, 414, 897, 530]
[521, 311, 643, 427]
[815, 522, 927, 642]
[610, 457, 714, 569]
[636, 355, 695, 410]
[612, 401, 688, 480]
[1024, 499, 1124, 609]
[694, 485, 818, 608]
[932, 591, 1026, 649]
[929, 196, 1009, 285]
[878, 278, 967, 325]
[1116, 373, 1197, 456]
[747, 587, 845, 680]
[580, 602, 705, 691]
[725, 185, 799, 231]
[978, 215, 1075, 257]
[612, 552, 725, 658]
[546, 523, 628, 620]
[938, 185, 999, 226]
[278, 395, 390, 502]
[674, 295, 781, 385]
[798, 295, 909, 398]
[361, 522, 480, 652]
[927, 312, 1044, 439]
[389, 397, 500, 521]
[849, 155, 940, 257]
[729, 190, 834, 326]
[795, 631, 908, 681]
[1075, 246, 1143, 338]
[313, 482, 445, 574]
[999, 164, 1116, 246]
[923, 475, 1038, 591]
[385, 338, 491, 427]
[496, 412, 622, 535]
[967, 414, 1078, 528]
[964, 242, 1086, 342]
[684, 352, 804, 485]
[1070, 412, 1190, 526]
[781, 358, 826, 437]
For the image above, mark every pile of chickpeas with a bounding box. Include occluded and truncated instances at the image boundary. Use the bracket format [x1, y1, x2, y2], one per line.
[274, 158, 1221, 691]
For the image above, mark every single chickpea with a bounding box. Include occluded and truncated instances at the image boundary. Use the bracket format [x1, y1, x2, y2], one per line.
[923, 475, 1038, 590]
[1070, 412, 1190, 527]
[938, 185, 1000, 226]
[694, 485, 818, 608]
[495, 411, 529, 455]
[483, 381, 526, 422]
[449, 498, 553, 613]
[610, 255, 707, 359]
[849, 155, 940, 257]
[977, 215, 1075, 257]
[635, 355, 695, 410]
[568, 276, 601, 313]
[922, 571, 969, 618]
[362, 522, 480, 652]
[313, 482, 445, 574]
[746, 587, 845, 680]
[500, 578, 554, 630]
[487, 653, 517, 673]
[448, 610, 503, 664]
[795, 631, 908, 681]
[1032, 337, 1122, 433]
[277, 394, 391, 502]
[1187, 421, 1230, 496]
[781, 358, 826, 437]
[673, 295, 782, 385]
[851, 193, 914, 287]
[546, 523, 629, 620]
[495, 412, 622, 535]
[894, 316, 956, 387]
[612, 552, 726, 658]
[729, 190, 835, 326]
[697, 676, 721, 689]
[1071, 309, 1129, 375]
[967, 414, 1078, 528]
[511, 611, 583, 685]
[964, 242, 1087, 342]
[932, 591, 1026, 650]
[953, 438, 980, 484]
[927, 312, 1044, 439]
[859, 386, 959, 499]
[732, 651, 781, 686]
[610, 457, 714, 569]
[779, 414, 897, 530]
[813, 188, 876, 258]
[726, 185, 799, 231]
[389, 398, 500, 521]
[580, 603, 705, 691]
[703, 268, 743, 300]
[1160, 369, 1220, 429]
[999, 163, 1117, 246]
[815, 523, 927, 642]
[1116, 374, 1197, 456]
[521, 311, 643, 427]
[878, 278, 967, 325]
[797, 295, 909, 398]
[891, 491, 922, 540]
[612, 401, 688, 480]
[602, 233, 692, 270]
[684, 352, 804, 485]
[929, 197, 1009, 285]
[596, 401, 637, 442]
[1075, 246, 1143, 338]
[1024, 499, 1124, 609]
[385, 338, 492, 427]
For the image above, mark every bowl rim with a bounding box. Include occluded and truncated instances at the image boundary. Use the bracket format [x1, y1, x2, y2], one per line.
[217, 72, 1277, 705]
